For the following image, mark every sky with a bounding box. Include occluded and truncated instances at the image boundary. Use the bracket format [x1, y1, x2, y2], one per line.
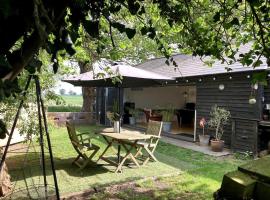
[54, 81, 82, 95]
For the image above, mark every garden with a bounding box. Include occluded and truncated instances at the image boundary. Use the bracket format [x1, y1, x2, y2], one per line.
[6, 123, 247, 199]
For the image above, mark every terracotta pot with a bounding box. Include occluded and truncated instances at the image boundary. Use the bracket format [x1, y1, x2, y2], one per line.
[210, 139, 224, 152]
[199, 135, 210, 146]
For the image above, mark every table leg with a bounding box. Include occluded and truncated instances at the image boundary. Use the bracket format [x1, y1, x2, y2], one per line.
[115, 140, 139, 173]
[97, 140, 113, 163]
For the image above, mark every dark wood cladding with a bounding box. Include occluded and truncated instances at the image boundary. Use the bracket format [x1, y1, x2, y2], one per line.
[196, 73, 261, 153]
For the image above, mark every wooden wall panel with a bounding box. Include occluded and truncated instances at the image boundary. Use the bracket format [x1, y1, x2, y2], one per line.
[196, 73, 261, 153]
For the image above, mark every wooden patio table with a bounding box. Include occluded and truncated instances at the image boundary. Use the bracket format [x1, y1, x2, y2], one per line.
[96, 128, 151, 173]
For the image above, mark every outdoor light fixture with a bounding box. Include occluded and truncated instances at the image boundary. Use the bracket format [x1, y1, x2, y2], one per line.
[247, 75, 250, 78]
[229, 76, 232, 80]
[186, 80, 189, 82]
[249, 97, 256, 104]
[213, 77, 216, 80]
[176, 80, 178, 83]
[199, 78, 202, 82]
[219, 84, 225, 91]
[165, 81, 168, 84]
[252, 83, 258, 90]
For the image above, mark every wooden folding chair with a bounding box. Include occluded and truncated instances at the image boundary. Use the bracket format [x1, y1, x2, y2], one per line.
[66, 121, 100, 170]
[134, 120, 163, 165]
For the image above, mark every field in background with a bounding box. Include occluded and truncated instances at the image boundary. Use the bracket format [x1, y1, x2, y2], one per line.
[61, 95, 83, 106]
[48, 95, 83, 112]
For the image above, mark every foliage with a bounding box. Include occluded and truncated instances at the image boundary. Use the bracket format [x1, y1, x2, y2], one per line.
[128, 108, 140, 118]
[208, 105, 231, 140]
[1, 0, 270, 137]
[161, 107, 175, 122]
[106, 100, 120, 122]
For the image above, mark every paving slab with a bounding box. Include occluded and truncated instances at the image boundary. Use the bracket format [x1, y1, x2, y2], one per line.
[161, 137, 231, 157]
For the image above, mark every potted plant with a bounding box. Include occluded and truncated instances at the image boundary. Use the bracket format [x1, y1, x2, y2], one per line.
[106, 100, 121, 132]
[161, 107, 175, 132]
[128, 108, 140, 125]
[199, 117, 210, 146]
[208, 105, 230, 152]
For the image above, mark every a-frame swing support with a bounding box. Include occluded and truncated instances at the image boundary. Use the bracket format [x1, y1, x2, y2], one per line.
[0, 75, 60, 199]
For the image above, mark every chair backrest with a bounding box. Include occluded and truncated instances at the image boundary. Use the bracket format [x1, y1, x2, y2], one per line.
[145, 120, 163, 137]
[66, 121, 79, 143]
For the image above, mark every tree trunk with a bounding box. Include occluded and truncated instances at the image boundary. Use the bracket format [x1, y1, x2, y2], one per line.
[0, 161, 12, 197]
[79, 61, 95, 112]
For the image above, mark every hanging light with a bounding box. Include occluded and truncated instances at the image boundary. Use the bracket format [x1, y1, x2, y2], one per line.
[219, 84, 225, 90]
[247, 75, 250, 79]
[213, 77, 216, 80]
[249, 97, 256, 104]
[176, 80, 178, 83]
[199, 78, 202, 82]
[252, 83, 258, 90]
[229, 76, 232, 80]
[186, 79, 189, 83]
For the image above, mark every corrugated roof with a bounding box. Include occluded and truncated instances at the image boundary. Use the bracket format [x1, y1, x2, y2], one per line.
[135, 47, 268, 78]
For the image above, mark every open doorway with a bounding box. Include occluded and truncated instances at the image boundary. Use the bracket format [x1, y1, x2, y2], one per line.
[123, 85, 197, 141]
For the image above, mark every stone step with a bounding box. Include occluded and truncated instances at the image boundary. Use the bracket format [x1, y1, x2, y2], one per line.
[238, 155, 270, 184]
[219, 170, 256, 199]
[254, 182, 270, 200]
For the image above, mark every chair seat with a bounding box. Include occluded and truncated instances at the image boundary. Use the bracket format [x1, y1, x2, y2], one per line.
[81, 142, 100, 150]
[137, 141, 155, 148]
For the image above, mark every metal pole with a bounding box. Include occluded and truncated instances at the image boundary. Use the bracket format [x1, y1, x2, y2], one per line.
[34, 76, 48, 197]
[117, 87, 121, 164]
[34, 76, 60, 200]
[0, 75, 32, 171]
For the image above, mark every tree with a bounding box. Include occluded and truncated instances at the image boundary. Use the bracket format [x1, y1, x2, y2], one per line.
[59, 88, 66, 95]
[1, 0, 270, 137]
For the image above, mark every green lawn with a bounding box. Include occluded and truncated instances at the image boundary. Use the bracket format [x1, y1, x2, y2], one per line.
[7, 124, 247, 199]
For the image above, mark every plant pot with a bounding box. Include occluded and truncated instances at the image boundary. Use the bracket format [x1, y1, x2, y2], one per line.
[210, 139, 224, 152]
[199, 135, 210, 146]
[113, 121, 120, 133]
[129, 117, 136, 125]
[162, 122, 172, 132]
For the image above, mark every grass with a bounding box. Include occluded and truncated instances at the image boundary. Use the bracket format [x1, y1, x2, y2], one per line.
[7, 124, 248, 199]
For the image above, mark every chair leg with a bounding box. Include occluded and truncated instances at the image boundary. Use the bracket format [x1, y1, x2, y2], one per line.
[72, 155, 81, 164]
[142, 147, 158, 166]
[97, 142, 113, 162]
[79, 147, 100, 170]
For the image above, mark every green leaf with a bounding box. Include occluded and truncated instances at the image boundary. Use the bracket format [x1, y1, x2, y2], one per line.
[252, 72, 268, 86]
[213, 12, 220, 22]
[83, 20, 100, 38]
[125, 28, 136, 39]
[111, 22, 126, 33]
[230, 17, 240, 26]
[253, 60, 263, 68]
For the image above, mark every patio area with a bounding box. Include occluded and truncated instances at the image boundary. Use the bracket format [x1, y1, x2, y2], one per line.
[5, 124, 245, 199]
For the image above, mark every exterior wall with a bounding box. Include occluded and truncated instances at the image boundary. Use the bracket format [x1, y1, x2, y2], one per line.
[124, 85, 196, 109]
[196, 72, 262, 153]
